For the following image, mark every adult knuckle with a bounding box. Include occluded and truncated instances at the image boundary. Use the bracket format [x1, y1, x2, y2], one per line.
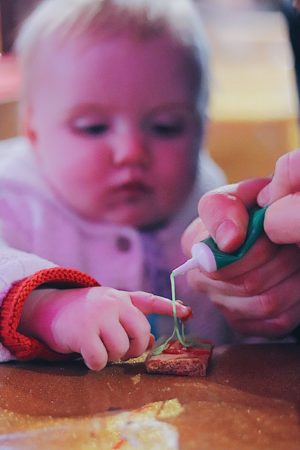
[256, 292, 277, 319]
[240, 274, 259, 297]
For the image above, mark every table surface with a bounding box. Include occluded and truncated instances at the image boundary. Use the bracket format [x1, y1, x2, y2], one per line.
[0, 343, 299, 449]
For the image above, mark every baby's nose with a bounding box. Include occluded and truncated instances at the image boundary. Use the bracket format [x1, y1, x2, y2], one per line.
[112, 125, 150, 167]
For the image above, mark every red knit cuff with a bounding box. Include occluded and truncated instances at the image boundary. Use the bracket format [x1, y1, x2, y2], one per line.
[0, 267, 100, 361]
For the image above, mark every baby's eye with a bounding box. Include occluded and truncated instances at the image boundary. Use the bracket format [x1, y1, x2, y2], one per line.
[72, 118, 109, 136]
[151, 121, 185, 138]
[78, 124, 108, 136]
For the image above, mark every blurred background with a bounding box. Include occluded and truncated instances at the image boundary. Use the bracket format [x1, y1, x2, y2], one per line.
[0, 0, 299, 182]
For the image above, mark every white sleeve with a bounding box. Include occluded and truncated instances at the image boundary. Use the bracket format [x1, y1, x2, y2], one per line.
[0, 139, 58, 360]
[0, 241, 56, 361]
[0, 240, 57, 299]
[0, 188, 57, 361]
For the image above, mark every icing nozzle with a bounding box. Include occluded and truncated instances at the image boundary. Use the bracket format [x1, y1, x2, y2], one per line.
[172, 258, 199, 277]
[172, 207, 268, 278]
[172, 242, 217, 277]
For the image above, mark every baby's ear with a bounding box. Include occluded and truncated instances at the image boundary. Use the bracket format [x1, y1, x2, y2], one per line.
[21, 105, 37, 146]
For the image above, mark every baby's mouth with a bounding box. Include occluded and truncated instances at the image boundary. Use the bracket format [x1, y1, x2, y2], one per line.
[110, 181, 152, 200]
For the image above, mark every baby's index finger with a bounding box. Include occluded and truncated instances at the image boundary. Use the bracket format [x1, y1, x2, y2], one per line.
[129, 291, 192, 318]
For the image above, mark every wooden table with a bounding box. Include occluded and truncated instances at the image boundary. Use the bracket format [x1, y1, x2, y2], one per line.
[0, 344, 299, 449]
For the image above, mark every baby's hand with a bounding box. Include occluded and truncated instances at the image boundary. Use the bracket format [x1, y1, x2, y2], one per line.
[19, 287, 190, 370]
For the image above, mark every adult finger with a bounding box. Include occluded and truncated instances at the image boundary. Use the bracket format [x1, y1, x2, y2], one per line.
[225, 244, 300, 295]
[210, 268, 300, 322]
[128, 291, 192, 319]
[227, 302, 300, 338]
[208, 235, 278, 281]
[186, 236, 279, 295]
[198, 178, 269, 252]
[258, 149, 300, 207]
[181, 218, 209, 257]
[263, 194, 300, 244]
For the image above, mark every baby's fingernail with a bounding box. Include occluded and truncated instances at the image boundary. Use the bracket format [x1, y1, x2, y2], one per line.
[147, 334, 155, 350]
[215, 219, 239, 251]
[257, 186, 270, 206]
[175, 300, 189, 311]
[175, 299, 184, 305]
[175, 300, 193, 319]
[182, 307, 193, 321]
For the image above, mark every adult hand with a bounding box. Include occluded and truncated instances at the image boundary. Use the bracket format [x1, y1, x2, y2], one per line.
[257, 149, 300, 245]
[182, 175, 300, 338]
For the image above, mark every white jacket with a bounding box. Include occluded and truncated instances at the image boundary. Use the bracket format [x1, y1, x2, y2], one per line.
[0, 137, 237, 361]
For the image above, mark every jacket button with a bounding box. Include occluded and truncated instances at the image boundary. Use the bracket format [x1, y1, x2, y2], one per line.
[116, 236, 131, 252]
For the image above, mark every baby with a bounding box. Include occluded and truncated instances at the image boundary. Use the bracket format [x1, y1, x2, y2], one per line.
[0, 0, 230, 369]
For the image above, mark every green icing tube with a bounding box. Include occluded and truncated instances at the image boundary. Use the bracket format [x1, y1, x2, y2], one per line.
[156, 206, 268, 356]
[173, 206, 267, 276]
[203, 206, 267, 270]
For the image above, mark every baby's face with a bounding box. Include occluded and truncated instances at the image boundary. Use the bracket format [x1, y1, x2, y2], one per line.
[27, 31, 202, 227]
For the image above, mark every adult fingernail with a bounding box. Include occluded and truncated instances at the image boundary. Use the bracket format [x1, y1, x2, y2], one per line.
[215, 219, 239, 251]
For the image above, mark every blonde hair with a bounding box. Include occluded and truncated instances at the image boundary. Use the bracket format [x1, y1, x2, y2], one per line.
[16, 0, 209, 117]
